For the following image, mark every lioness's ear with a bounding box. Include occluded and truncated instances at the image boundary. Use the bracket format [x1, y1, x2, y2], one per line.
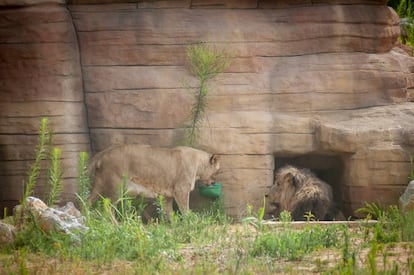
[210, 154, 220, 169]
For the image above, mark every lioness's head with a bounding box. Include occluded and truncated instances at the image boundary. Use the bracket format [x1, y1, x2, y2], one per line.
[198, 154, 220, 185]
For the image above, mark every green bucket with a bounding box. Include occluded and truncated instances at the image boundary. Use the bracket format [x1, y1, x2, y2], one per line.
[199, 182, 222, 199]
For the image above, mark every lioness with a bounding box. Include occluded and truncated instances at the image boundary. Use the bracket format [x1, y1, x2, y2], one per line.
[88, 144, 220, 220]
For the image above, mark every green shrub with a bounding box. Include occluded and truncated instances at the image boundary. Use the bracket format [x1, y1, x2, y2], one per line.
[396, 0, 414, 48]
[16, 118, 52, 229]
[356, 202, 414, 243]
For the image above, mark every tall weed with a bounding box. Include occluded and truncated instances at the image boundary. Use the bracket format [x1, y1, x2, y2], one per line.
[20, 117, 65, 208]
[76, 151, 90, 213]
[16, 118, 51, 229]
[46, 147, 63, 206]
[22, 117, 50, 204]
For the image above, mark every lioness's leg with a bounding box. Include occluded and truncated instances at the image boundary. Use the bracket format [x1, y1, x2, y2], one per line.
[174, 192, 190, 215]
[88, 176, 104, 205]
[163, 197, 174, 222]
[87, 191, 98, 205]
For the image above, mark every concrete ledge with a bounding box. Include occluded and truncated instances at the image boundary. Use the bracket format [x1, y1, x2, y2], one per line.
[261, 220, 378, 229]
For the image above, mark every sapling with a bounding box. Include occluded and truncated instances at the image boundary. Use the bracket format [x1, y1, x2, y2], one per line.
[185, 43, 230, 146]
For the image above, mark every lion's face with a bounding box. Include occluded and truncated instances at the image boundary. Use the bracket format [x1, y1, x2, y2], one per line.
[266, 166, 298, 214]
[266, 181, 283, 215]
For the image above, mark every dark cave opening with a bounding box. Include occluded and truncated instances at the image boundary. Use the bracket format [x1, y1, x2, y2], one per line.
[274, 153, 346, 217]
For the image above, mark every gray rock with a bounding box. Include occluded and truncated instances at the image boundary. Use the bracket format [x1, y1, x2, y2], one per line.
[26, 197, 88, 239]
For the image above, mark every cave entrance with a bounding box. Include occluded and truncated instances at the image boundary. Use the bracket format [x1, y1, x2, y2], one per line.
[274, 154, 345, 216]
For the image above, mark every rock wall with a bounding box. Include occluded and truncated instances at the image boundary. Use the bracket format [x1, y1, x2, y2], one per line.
[0, 1, 90, 213]
[1, 0, 414, 218]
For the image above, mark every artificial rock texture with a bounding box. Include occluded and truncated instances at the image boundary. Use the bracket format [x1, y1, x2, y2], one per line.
[1, 0, 414, 217]
[0, 3, 90, 211]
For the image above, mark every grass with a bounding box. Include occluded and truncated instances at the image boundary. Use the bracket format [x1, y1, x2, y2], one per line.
[3, 201, 413, 274]
[2, 213, 413, 274]
[1, 202, 413, 274]
[252, 223, 345, 260]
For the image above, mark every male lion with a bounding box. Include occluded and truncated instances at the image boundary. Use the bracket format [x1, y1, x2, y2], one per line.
[88, 144, 220, 220]
[266, 165, 334, 221]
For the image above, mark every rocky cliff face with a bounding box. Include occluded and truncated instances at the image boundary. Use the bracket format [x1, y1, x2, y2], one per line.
[0, 1, 90, 210]
[1, 0, 413, 218]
